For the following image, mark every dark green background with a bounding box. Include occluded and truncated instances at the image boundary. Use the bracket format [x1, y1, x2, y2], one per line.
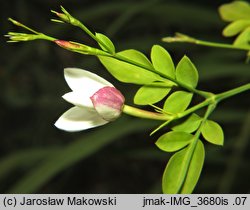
[1, 0, 249, 193]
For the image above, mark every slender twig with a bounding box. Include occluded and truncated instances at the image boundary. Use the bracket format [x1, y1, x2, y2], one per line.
[163, 32, 250, 51]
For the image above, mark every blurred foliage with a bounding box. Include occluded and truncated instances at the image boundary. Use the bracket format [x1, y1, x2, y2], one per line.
[1, 0, 249, 193]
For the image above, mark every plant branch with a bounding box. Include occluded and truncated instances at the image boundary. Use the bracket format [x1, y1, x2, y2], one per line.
[6, 15, 250, 131]
[215, 83, 250, 102]
[6, 19, 57, 42]
[163, 32, 250, 51]
[7, 16, 211, 98]
[52, 6, 111, 53]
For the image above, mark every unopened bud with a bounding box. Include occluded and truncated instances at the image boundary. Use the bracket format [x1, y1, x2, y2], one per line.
[54, 40, 81, 49]
[5, 32, 40, 42]
[55, 12, 69, 22]
[54, 40, 109, 56]
[90, 86, 125, 121]
[51, 6, 80, 26]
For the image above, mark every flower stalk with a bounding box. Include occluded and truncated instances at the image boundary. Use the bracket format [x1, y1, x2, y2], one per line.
[122, 105, 172, 121]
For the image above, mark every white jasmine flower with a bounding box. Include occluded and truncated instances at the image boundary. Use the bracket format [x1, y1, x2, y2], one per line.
[55, 68, 125, 132]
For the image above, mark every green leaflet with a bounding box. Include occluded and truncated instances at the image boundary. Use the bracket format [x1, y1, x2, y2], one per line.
[95, 32, 115, 54]
[119, 49, 153, 69]
[223, 20, 250, 37]
[98, 49, 162, 85]
[156, 131, 193, 152]
[162, 140, 205, 194]
[180, 140, 205, 193]
[163, 91, 193, 114]
[201, 120, 224, 145]
[151, 45, 175, 79]
[172, 113, 202, 133]
[134, 82, 173, 105]
[233, 27, 250, 47]
[162, 145, 189, 193]
[219, 1, 250, 22]
[176, 56, 199, 88]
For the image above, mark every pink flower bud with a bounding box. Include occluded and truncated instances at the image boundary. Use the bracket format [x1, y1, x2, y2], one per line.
[54, 40, 81, 49]
[90, 86, 125, 121]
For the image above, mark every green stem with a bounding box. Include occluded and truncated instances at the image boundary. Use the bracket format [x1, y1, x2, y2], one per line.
[215, 83, 250, 102]
[123, 83, 249, 123]
[178, 98, 213, 118]
[7, 18, 57, 42]
[179, 84, 250, 120]
[58, 9, 112, 53]
[122, 105, 172, 121]
[73, 20, 110, 51]
[194, 39, 250, 51]
[38, 34, 57, 42]
[178, 104, 215, 193]
[8, 18, 40, 35]
[163, 32, 250, 51]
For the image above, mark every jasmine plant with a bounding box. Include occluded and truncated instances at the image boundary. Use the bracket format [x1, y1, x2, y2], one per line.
[6, 2, 250, 193]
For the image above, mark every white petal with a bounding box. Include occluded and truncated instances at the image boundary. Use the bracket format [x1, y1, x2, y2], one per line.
[54, 106, 108, 132]
[64, 68, 113, 97]
[62, 92, 93, 108]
